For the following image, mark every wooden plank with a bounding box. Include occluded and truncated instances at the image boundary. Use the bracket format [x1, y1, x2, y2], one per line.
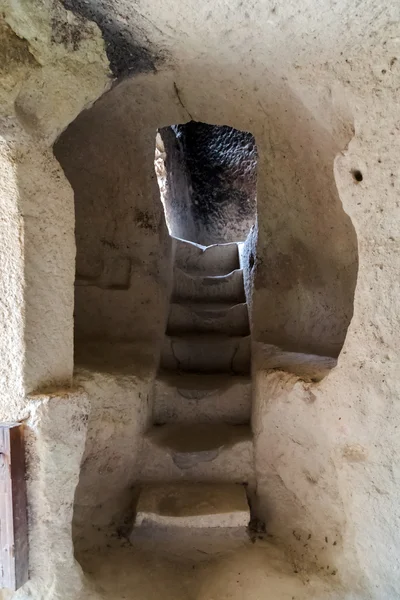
[0, 424, 28, 591]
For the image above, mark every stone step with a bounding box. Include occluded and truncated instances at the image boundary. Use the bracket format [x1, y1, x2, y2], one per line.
[173, 237, 239, 275]
[129, 525, 250, 558]
[139, 423, 253, 482]
[153, 372, 251, 424]
[134, 483, 250, 529]
[160, 334, 251, 373]
[173, 268, 245, 303]
[167, 302, 249, 335]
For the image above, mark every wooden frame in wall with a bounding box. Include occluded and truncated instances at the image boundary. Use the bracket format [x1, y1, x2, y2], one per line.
[0, 424, 28, 591]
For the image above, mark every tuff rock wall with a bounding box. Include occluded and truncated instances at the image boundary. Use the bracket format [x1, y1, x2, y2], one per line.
[0, 1, 399, 599]
[158, 122, 257, 246]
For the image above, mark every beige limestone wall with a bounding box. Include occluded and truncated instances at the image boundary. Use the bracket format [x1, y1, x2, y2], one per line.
[0, 4, 110, 598]
[0, 3, 110, 415]
[253, 85, 358, 356]
[0, 0, 399, 599]
[252, 86, 400, 595]
[54, 78, 175, 347]
[156, 126, 197, 243]
[72, 359, 156, 553]
[20, 391, 92, 600]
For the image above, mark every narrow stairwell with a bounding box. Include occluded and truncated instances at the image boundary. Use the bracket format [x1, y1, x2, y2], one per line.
[132, 237, 254, 546]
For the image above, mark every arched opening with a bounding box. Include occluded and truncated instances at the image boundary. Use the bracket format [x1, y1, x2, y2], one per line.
[52, 72, 358, 593]
[155, 121, 258, 246]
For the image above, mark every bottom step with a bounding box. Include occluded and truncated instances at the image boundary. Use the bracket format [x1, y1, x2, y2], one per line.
[134, 483, 250, 529]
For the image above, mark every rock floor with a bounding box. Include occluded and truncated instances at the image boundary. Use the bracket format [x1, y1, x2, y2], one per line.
[78, 535, 341, 600]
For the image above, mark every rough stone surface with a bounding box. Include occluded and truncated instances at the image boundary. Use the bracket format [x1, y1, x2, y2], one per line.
[71, 347, 157, 553]
[1, 0, 110, 140]
[172, 268, 245, 303]
[60, 0, 164, 77]
[53, 77, 174, 348]
[0, 0, 110, 417]
[0, 129, 78, 416]
[77, 536, 344, 600]
[19, 390, 93, 600]
[0, 0, 400, 598]
[174, 238, 240, 276]
[153, 373, 252, 424]
[167, 302, 249, 335]
[159, 122, 257, 245]
[155, 129, 196, 242]
[161, 334, 251, 374]
[134, 483, 250, 528]
[139, 424, 254, 483]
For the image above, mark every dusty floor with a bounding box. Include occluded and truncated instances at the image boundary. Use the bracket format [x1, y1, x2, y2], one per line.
[78, 532, 343, 600]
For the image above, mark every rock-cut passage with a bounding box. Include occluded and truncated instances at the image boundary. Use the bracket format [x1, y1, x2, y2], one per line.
[131, 237, 254, 548]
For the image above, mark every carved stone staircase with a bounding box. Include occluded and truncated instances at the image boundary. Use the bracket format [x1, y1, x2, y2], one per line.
[132, 238, 253, 542]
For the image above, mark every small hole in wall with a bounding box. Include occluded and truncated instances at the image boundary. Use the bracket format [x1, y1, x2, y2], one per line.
[249, 252, 255, 270]
[351, 169, 363, 182]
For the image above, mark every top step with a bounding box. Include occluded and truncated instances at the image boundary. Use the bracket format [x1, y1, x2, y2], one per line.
[173, 237, 239, 276]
